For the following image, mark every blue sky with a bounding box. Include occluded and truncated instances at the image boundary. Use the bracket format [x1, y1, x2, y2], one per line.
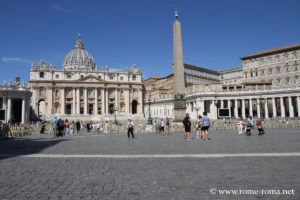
[1, 0, 300, 83]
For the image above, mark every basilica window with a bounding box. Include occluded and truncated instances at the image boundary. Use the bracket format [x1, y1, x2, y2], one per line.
[109, 75, 114, 80]
[55, 74, 59, 79]
[39, 88, 45, 97]
[268, 67, 273, 75]
[132, 75, 136, 81]
[120, 76, 124, 81]
[67, 74, 72, 79]
[39, 72, 44, 78]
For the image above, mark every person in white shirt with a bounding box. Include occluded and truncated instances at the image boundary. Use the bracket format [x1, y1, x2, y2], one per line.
[127, 119, 134, 138]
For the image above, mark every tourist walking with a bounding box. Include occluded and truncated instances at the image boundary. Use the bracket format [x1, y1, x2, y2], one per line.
[50, 116, 57, 137]
[201, 113, 210, 140]
[196, 115, 202, 139]
[166, 118, 170, 134]
[104, 121, 109, 134]
[160, 119, 165, 133]
[237, 117, 244, 135]
[182, 113, 191, 140]
[56, 119, 64, 137]
[127, 119, 134, 138]
[64, 119, 70, 136]
[75, 119, 81, 134]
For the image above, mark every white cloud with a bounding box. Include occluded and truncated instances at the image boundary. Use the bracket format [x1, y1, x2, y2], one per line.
[51, 3, 71, 14]
[1, 57, 33, 64]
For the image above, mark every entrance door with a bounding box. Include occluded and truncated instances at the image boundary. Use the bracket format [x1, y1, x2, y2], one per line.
[132, 100, 137, 114]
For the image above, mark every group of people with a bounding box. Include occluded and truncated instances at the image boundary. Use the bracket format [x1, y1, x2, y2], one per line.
[237, 116, 265, 135]
[183, 113, 210, 140]
[50, 117, 110, 137]
[154, 118, 170, 133]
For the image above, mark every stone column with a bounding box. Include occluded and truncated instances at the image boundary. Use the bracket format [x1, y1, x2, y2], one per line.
[234, 99, 238, 118]
[47, 87, 53, 115]
[125, 89, 130, 114]
[272, 97, 277, 117]
[115, 88, 118, 111]
[264, 98, 269, 119]
[105, 88, 109, 114]
[3, 96, 7, 122]
[72, 88, 76, 114]
[288, 96, 294, 118]
[227, 99, 231, 118]
[249, 99, 253, 117]
[257, 99, 261, 118]
[76, 89, 80, 114]
[31, 89, 37, 115]
[94, 88, 98, 115]
[101, 88, 105, 115]
[242, 99, 246, 119]
[280, 97, 285, 117]
[21, 98, 25, 124]
[61, 88, 65, 115]
[221, 100, 224, 108]
[7, 98, 12, 122]
[297, 96, 300, 117]
[84, 88, 88, 115]
[138, 88, 143, 114]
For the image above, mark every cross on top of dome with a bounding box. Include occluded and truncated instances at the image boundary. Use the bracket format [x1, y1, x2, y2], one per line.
[75, 33, 84, 49]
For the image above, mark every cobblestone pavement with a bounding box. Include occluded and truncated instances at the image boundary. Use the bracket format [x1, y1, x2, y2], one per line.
[0, 128, 299, 200]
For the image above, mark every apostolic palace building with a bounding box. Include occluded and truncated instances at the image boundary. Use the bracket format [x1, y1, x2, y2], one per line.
[144, 13, 300, 121]
[1, 13, 299, 124]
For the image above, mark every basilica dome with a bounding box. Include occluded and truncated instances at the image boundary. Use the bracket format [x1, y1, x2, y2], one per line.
[63, 36, 96, 70]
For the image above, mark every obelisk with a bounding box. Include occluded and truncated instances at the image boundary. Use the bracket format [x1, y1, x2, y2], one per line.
[173, 10, 187, 122]
[173, 10, 186, 93]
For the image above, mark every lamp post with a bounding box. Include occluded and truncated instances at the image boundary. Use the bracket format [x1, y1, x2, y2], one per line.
[147, 95, 153, 125]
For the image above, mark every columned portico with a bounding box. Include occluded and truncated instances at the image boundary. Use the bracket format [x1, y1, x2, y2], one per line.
[234, 99, 238, 118]
[101, 88, 105, 114]
[76, 88, 80, 114]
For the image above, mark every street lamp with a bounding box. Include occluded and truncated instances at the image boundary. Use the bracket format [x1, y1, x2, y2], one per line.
[147, 95, 153, 125]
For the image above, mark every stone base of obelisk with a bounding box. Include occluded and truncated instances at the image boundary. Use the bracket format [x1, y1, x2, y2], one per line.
[173, 99, 187, 122]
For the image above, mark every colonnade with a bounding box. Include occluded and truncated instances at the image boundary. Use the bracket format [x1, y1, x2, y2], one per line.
[187, 95, 300, 120]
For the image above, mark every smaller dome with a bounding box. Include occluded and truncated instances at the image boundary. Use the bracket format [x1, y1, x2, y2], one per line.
[63, 35, 96, 71]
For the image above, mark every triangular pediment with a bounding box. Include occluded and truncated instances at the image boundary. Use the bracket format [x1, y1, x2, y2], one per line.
[78, 75, 102, 82]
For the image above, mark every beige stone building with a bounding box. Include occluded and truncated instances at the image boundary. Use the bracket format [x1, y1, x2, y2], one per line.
[144, 13, 300, 121]
[29, 36, 143, 121]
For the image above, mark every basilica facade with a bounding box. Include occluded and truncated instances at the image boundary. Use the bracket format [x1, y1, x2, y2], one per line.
[144, 14, 300, 121]
[29, 36, 143, 121]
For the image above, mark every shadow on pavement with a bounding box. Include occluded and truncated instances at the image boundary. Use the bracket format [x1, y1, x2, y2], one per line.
[0, 136, 67, 160]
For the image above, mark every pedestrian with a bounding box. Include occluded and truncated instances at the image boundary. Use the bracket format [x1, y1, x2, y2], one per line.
[56, 119, 64, 137]
[166, 118, 171, 134]
[75, 119, 81, 134]
[70, 121, 74, 135]
[237, 117, 244, 135]
[160, 119, 165, 133]
[86, 121, 91, 133]
[64, 119, 70, 136]
[127, 119, 134, 138]
[182, 113, 191, 140]
[201, 112, 210, 140]
[50, 116, 57, 137]
[96, 121, 101, 134]
[196, 115, 202, 139]
[104, 121, 109, 134]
